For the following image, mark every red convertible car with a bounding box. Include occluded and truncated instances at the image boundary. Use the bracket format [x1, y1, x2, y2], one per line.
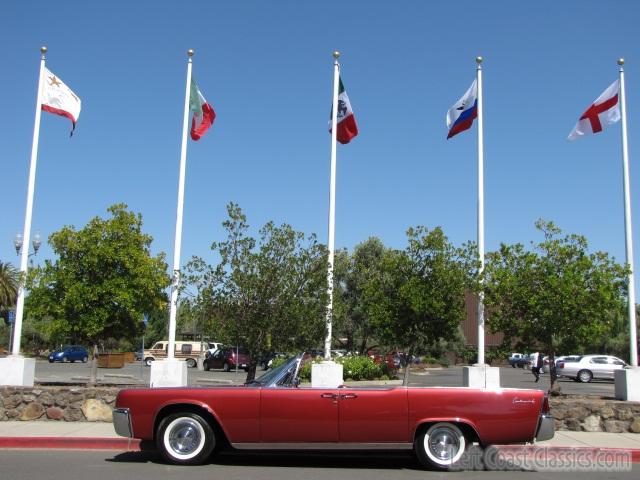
[113, 353, 554, 470]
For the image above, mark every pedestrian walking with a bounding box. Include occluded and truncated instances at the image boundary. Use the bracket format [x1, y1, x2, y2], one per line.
[531, 351, 542, 382]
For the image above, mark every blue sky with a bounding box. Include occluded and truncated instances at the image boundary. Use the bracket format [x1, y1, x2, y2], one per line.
[2, 1, 640, 296]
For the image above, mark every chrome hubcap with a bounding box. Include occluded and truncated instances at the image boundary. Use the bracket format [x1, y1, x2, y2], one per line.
[169, 420, 202, 455]
[428, 427, 460, 462]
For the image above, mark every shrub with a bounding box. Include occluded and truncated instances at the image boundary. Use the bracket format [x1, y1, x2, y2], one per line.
[337, 355, 383, 381]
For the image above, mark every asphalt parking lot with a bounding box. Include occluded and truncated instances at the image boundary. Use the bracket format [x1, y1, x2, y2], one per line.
[33, 359, 616, 396]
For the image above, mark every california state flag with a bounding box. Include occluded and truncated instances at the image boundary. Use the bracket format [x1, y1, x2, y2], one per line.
[41, 68, 81, 134]
[190, 78, 216, 141]
[330, 76, 358, 144]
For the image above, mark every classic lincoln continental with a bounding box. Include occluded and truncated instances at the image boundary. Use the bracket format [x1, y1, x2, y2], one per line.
[113, 353, 554, 470]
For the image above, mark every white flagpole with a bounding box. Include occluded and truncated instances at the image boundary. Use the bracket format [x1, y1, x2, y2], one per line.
[618, 59, 638, 367]
[324, 51, 340, 361]
[167, 49, 194, 360]
[476, 56, 486, 365]
[12, 46, 47, 356]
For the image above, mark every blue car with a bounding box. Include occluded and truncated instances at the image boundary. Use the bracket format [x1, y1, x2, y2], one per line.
[48, 345, 89, 363]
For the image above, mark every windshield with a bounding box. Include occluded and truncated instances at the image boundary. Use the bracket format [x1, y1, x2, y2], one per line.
[246, 355, 301, 387]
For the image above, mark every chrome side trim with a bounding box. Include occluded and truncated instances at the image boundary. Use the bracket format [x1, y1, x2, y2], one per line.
[231, 442, 413, 451]
[112, 408, 133, 438]
[535, 414, 555, 442]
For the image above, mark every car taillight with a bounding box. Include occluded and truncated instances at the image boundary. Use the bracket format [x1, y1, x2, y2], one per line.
[542, 395, 550, 414]
[557, 361, 564, 369]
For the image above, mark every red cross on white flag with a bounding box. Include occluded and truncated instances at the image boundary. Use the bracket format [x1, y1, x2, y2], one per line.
[568, 80, 620, 140]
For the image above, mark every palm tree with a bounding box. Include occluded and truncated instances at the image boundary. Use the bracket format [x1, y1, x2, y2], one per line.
[0, 261, 20, 309]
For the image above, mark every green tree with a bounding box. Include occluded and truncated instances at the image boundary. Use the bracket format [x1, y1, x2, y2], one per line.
[26, 204, 169, 383]
[187, 203, 328, 382]
[366, 226, 476, 384]
[333, 237, 388, 354]
[0, 261, 20, 310]
[483, 220, 628, 388]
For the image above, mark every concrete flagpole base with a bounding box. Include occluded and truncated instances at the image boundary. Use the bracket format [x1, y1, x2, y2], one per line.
[614, 368, 640, 401]
[0, 356, 36, 387]
[463, 364, 501, 388]
[311, 361, 343, 388]
[149, 358, 188, 387]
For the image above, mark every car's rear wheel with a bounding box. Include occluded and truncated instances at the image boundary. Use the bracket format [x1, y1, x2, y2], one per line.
[415, 422, 467, 470]
[156, 412, 216, 465]
[203, 360, 210, 371]
[186, 358, 197, 368]
[81, 356, 88, 363]
[144, 357, 154, 367]
[577, 369, 593, 383]
[223, 362, 231, 372]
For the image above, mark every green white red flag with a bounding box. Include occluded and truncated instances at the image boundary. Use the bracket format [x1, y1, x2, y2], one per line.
[330, 76, 358, 144]
[41, 67, 81, 135]
[189, 78, 215, 140]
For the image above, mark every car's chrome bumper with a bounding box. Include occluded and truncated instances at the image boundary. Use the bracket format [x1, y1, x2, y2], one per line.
[535, 414, 555, 442]
[112, 408, 133, 438]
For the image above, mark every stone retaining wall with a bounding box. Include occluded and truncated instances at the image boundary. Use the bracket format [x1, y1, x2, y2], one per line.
[1, 386, 639, 433]
[0, 386, 120, 422]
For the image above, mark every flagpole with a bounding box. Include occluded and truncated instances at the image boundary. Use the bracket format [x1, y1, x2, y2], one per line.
[12, 46, 47, 356]
[167, 49, 194, 361]
[324, 51, 340, 361]
[475, 56, 486, 365]
[618, 59, 638, 367]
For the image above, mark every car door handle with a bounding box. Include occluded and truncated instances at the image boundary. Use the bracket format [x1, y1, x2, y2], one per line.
[340, 393, 358, 400]
[320, 393, 338, 399]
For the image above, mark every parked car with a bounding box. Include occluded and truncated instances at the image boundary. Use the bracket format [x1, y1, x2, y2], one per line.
[203, 346, 251, 372]
[48, 345, 89, 363]
[260, 351, 286, 370]
[507, 353, 529, 368]
[556, 354, 628, 383]
[143, 340, 210, 368]
[113, 352, 554, 470]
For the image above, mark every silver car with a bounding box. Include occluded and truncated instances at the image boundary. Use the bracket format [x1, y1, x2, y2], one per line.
[556, 354, 628, 383]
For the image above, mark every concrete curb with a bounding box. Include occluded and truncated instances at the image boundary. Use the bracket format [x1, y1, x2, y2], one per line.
[0, 436, 141, 450]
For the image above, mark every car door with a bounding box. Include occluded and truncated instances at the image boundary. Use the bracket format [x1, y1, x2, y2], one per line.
[260, 387, 339, 443]
[589, 356, 610, 379]
[338, 387, 409, 443]
[608, 357, 627, 379]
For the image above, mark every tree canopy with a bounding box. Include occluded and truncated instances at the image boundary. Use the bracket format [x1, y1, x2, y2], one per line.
[186, 203, 328, 381]
[483, 220, 628, 387]
[26, 204, 169, 347]
[0, 261, 19, 311]
[365, 226, 476, 382]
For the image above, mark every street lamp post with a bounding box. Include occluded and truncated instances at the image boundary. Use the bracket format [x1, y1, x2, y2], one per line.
[14, 231, 42, 261]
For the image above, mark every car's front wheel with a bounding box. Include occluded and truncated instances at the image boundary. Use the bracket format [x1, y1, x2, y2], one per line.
[223, 362, 231, 372]
[156, 412, 216, 465]
[144, 357, 154, 367]
[186, 358, 197, 368]
[415, 422, 467, 470]
[577, 369, 593, 383]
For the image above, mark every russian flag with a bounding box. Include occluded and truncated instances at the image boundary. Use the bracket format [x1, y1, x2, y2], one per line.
[446, 79, 478, 139]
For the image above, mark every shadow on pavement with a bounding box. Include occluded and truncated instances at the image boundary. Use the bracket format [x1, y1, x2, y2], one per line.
[108, 447, 423, 470]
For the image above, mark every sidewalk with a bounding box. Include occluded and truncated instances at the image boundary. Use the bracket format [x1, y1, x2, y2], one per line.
[0, 421, 638, 461]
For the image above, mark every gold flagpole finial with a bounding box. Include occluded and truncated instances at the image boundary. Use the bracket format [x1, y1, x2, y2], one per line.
[618, 58, 625, 66]
[40, 46, 47, 55]
[333, 51, 341, 59]
[476, 56, 483, 65]
[187, 49, 194, 57]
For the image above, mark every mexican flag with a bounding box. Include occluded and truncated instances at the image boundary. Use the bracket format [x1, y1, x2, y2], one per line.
[330, 76, 358, 144]
[190, 78, 216, 141]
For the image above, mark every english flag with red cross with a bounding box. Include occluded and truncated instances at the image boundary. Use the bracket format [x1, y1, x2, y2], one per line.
[568, 80, 620, 140]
